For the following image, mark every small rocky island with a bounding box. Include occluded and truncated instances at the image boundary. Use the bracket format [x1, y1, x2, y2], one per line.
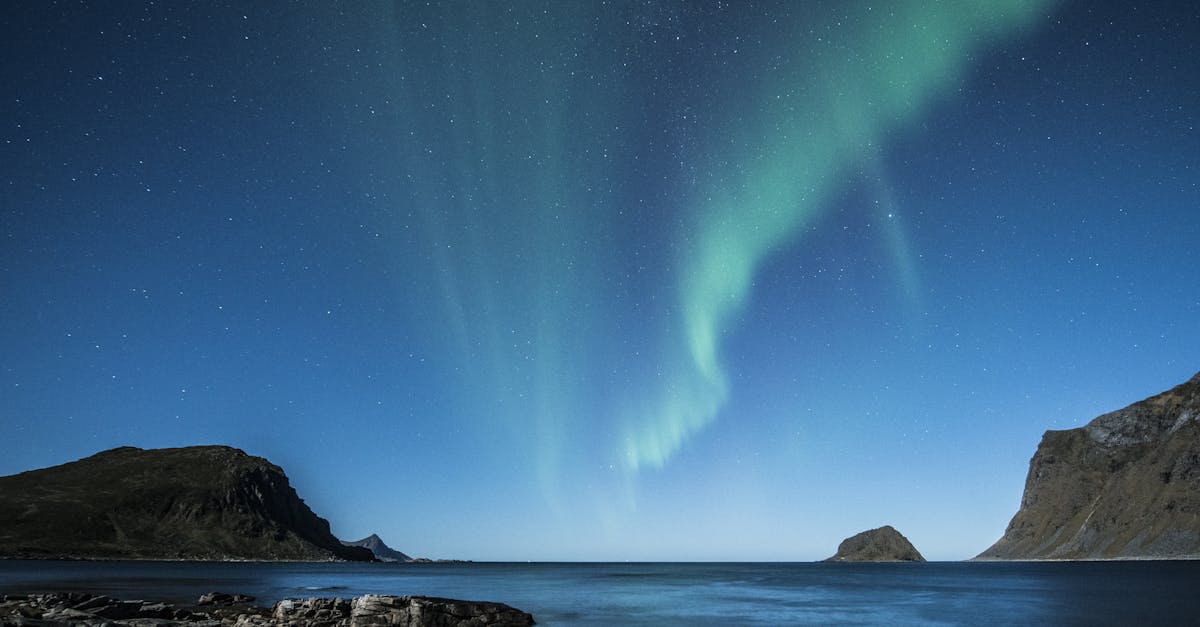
[0, 591, 535, 626]
[978, 370, 1200, 560]
[341, 533, 412, 562]
[825, 525, 926, 562]
[0, 445, 373, 561]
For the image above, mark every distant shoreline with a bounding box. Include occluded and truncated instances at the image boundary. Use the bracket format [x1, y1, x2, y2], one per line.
[968, 556, 1200, 563]
[0, 556, 473, 564]
[4, 556, 1199, 563]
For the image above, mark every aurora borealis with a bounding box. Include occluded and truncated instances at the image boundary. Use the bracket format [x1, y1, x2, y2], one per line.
[624, 0, 1046, 471]
[3, 1, 1198, 561]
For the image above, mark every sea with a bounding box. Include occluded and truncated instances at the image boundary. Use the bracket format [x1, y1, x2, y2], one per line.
[2, 560, 1199, 625]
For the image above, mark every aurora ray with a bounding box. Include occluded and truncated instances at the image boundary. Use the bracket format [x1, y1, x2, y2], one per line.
[622, 0, 1052, 470]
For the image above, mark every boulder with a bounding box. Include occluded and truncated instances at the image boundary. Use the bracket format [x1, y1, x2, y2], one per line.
[272, 595, 535, 626]
[199, 592, 256, 606]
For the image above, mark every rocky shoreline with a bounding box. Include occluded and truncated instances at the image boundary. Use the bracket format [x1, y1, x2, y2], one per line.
[0, 591, 535, 626]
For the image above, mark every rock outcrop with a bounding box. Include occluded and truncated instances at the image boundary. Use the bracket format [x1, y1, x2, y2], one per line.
[0, 592, 535, 626]
[273, 594, 534, 626]
[342, 533, 412, 562]
[825, 525, 925, 562]
[978, 371, 1200, 560]
[0, 445, 374, 561]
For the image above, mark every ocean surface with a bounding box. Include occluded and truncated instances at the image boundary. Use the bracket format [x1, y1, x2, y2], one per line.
[2, 560, 1198, 625]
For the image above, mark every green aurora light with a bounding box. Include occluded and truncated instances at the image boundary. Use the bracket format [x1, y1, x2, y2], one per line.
[621, 0, 1052, 470]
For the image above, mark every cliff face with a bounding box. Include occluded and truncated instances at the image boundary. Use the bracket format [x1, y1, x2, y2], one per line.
[825, 526, 925, 562]
[0, 445, 373, 561]
[979, 371, 1200, 560]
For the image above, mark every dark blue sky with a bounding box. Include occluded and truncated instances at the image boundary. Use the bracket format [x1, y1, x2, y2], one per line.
[2, 1, 1198, 561]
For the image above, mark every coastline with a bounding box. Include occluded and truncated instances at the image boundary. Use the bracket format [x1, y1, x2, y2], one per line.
[0, 555, 473, 564]
[0, 591, 534, 626]
[5, 561, 1200, 625]
[8, 554, 1200, 565]
[968, 555, 1200, 563]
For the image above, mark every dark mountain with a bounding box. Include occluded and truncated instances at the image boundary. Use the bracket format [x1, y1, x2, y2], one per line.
[825, 525, 925, 562]
[342, 533, 412, 562]
[0, 445, 374, 561]
[978, 371, 1200, 560]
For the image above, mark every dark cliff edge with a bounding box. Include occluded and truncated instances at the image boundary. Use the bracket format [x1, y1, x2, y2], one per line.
[0, 445, 374, 561]
[978, 371, 1200, 560]
[825, 525, 925, 562]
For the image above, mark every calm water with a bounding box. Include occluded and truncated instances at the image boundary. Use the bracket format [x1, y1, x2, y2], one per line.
[1, 560, 1198, 625]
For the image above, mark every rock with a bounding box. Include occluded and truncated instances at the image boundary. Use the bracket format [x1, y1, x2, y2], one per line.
[71, 594, 118, 611]
[91, 599, 148, 619]
[978, 371, 1200, 560]
[0, 592, 535, 626]
[270, 595, 535, 626]
[42, 606, 99, 622]
[271, 597, 352, 624]
[138, 601, 181, 619]
[0, 592, 204, 624]
[199, 592, 256, 606]
[0, 445, 375, 562]
[363, 595, 532, 627]
[825, 525, 926, 562]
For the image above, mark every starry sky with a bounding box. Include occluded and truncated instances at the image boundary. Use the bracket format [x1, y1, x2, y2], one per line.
[2, 1, 1198, 561]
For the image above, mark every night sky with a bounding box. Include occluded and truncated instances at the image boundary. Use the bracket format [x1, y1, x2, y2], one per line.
[2, 1, 1198, 561]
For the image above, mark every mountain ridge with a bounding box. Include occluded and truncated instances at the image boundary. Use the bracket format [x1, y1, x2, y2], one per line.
[0, 445, 374, 561]
[342, 533, 412, 562]
[978, 371, 1200, 560]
